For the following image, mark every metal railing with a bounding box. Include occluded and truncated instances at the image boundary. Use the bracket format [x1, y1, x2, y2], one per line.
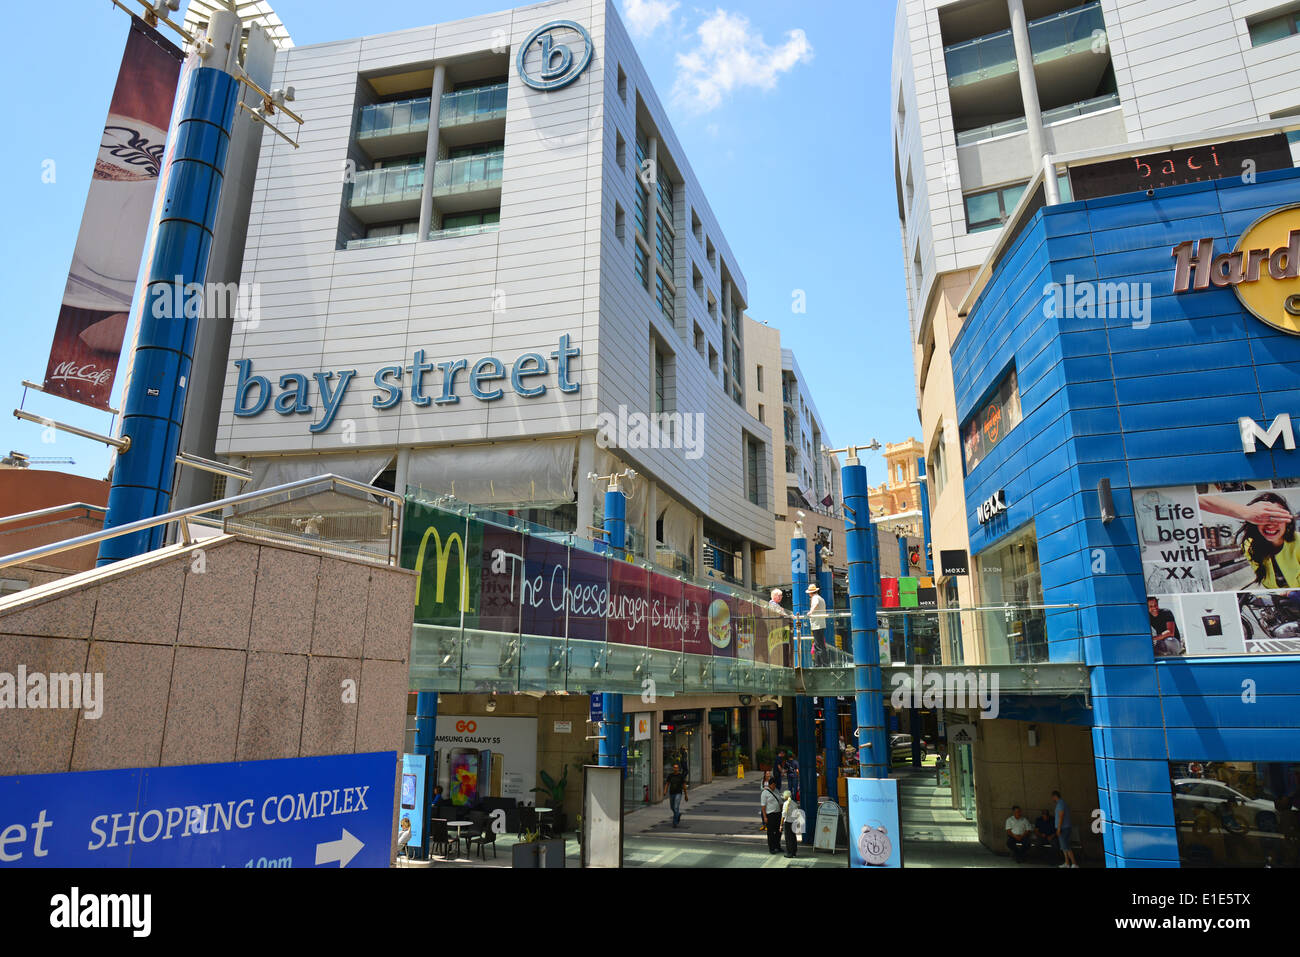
[0, 474, 403, 572]
[348, 164, 425, 208]
[0, 503, 107, 527]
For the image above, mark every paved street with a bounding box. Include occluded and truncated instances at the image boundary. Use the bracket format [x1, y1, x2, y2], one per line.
[403, 768, 1066, 869]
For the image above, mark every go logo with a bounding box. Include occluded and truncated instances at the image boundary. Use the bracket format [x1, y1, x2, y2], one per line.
[516, 20, 593, 91]
[455, 720, 477, 733]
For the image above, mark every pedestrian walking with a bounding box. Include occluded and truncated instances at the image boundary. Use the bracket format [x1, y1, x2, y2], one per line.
[761, 777, 783, 854]
[782, 751, 801, 802]
[664, 762, 688, 827]
[780, 789, 803, 858]
[1052, 789, 1078, 868]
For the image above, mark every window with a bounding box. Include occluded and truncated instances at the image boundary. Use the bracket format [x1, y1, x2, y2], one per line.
[1248, 5, 1300, 45]
[617, 65, 627, 101]
[961, 365, 1022, 474]
[635, 184, 649, 236]
[706, 238, 717, 271]
[692, 265, 704, 298]
[614, 203, 625, 241]
[756, 365, 764, 392]
[616, 131, 626, 169]
[635, 246, 649, 290]
[655, 211, 673, 271]
[694, 323, 705, 357]
[655, 272, 675, 321]
[928, 429, 948, 500]
[964, 181, 1030, 233]
[708, 344, 718, 376]
[745, 435, 763, 507]
[976, 521, 1045, 664]
[691, 208, 703, 242]
[654, 346, 666, 413]
[441, 209, 499, 230]
[757, 404, 765, 424]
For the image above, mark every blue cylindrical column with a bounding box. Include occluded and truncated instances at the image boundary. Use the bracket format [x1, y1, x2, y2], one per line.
[414, 690, 438, 857]
[99, 56, 241, 564]
[917, 456, 933, 576]
[816, 544, 839, 808]
[791, 531, 816, 841]
[899, 536, 912, 664]
[598, 486, 626, 769]
[844, 462, 887, 779]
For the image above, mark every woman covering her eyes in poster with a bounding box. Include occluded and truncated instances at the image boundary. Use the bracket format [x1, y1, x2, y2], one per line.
[1199, 492, 1300, 589]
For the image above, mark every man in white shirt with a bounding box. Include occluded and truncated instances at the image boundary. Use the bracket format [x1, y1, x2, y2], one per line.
[760, 778, 783, 854]
[806, 584, 828, 667]
[1005, 805, 1033, 863]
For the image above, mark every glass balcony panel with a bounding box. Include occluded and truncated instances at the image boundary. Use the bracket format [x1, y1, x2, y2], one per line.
[349, 164, 425, 207]
[1030, 1, 1105, 62]
[409, 624, 465, 691]
[519, 634, 563, 693]
[439, 83, 509, 126]
[944, 29, 1016, 86]
[433, 152, 504, 191]
[1041, 91, 1121, 125]
[345, 232, 418, 250]
[460, 628, 521, 693]
[357, 97, 432, 139]
[428, 222, 500, 240]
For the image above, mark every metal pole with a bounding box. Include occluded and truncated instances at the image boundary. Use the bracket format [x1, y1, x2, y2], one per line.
[917, 456, 933, 576]
[844, 460, 887, 779]
[99, 10, 244, 564]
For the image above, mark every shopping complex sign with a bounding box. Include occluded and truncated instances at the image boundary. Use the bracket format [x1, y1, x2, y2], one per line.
[1172, 204, 1300, 335]
[231, 335, 580, 432]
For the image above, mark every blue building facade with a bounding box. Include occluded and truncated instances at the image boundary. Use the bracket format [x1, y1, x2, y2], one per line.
[952, 167, 1300, 868]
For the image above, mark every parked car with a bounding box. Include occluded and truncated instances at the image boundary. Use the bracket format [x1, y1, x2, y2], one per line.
[1173, 778, 1278, 832]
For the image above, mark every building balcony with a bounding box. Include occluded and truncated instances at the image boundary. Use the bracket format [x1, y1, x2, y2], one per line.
[356, 97, 431, 159]
[347, 164, 424, 224]
[945, 2, 1105, 88]
[428, 221, 500, 241]
[438, 83, 507, 146]
[344, 231, 418, 251]
[429, 152, 503, 213]
[955, 91, 1120, 146]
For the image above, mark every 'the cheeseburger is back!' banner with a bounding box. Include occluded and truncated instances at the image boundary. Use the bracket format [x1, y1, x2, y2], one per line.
[42, 17, 182, 410]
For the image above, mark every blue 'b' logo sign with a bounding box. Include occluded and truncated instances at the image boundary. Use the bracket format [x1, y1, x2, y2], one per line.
[517, 20, 593, 91]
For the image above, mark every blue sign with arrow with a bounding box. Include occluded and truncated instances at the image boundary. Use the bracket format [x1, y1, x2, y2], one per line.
[0, 752, 397, 868]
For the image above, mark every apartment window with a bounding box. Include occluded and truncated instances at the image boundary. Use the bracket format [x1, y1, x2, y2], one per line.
[708, 344, 719, 375]
[635, 245, 649, 290]
[635, 184, 649, 236]
[929, 430, 948, 500]
[694, 323, 705, 357]
[745, 435, 763, 507]
[1249, 5, 1300, 45]
[691, 209, 703, 242]
[692, 265, 704, 298]
[615, 203, 626, 241]
[756, 365, 764, 393]
[616, 131, 627, 170]
[655, 272, 675, 321]
[757, 403, 765, 424]
[442, 209, 499, 230]
[655, 211, 673, 271]
[654, 346, 666, 413]
[964, 181, 1029, 233]
[617, 65, 627, 101]
[706, 238, 717, 271]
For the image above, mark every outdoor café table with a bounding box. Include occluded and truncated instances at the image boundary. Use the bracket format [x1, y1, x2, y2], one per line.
[445, 821, 473, 859]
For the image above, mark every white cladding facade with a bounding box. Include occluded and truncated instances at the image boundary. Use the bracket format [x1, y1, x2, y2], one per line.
[214, 0, 775, 557]
[894, 0, 1300, 354]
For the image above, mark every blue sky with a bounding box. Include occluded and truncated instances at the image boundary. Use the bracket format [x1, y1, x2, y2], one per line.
[0, 0, 915, 487]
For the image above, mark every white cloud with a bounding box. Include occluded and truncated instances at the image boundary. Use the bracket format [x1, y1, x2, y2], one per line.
[673, 9, 813, 112]
[623, 0, 679, 36]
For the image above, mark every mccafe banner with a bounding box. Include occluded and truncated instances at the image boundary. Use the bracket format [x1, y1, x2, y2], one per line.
[43, 18, 183, 409]
[400, 498, 783, 662]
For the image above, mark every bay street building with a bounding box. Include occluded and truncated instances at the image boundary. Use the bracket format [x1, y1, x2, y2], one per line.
[211, 0, 776, 581]
[202, 0, 781, 822]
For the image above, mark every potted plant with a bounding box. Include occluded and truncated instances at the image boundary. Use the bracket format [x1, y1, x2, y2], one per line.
[531, 767, 569, 834]
[756, 747, 775, 772]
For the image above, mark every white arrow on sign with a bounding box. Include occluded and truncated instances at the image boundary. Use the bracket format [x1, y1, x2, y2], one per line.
[315, 829, 364, 868]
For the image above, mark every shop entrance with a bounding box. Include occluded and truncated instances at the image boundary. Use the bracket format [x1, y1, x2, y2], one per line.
[661, 709, 703, 786]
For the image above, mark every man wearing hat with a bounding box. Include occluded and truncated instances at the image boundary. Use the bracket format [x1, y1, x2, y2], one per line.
[806, 583, 828, 667]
